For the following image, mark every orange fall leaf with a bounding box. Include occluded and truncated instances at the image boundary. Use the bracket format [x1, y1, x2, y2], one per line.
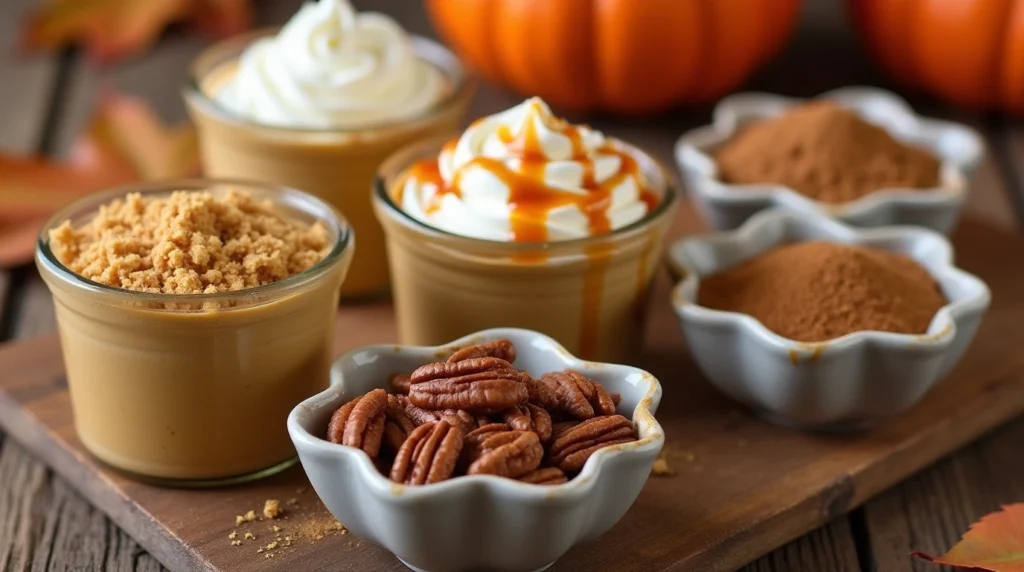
[913, 503, 1024, 572]
[19, 0, 254, 63]
[0, 92, 200, 267]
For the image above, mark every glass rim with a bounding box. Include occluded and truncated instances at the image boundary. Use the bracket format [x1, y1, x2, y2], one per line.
[183, 28, 477, 135]
[372, 136, 680, 252]
[35, 178, 353, 305]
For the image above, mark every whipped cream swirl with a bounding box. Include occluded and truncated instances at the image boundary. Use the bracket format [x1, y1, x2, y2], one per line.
[399, 98, 654, 242]
[216, 0, 447, 129]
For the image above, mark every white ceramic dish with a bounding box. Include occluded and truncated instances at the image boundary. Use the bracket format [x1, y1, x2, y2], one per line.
[668, 210, 990, 429]
[675, 86, 984, 234]
[288, 328, 664, 572]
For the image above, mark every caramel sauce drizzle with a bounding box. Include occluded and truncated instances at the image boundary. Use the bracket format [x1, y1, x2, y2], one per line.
[406, 102, 657, 243]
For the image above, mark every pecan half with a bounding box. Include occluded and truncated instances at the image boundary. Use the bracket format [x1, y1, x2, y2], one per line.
[461, 424, 516, 467]
[525, 376, 560, 411]
[539, 370, 617, 419]
[501, 403, 553, 443]
[383, 394, 417, 453]
[460, 425, 516, 470]
[466, 430, 543, 479]
[390, 421, 464, 485]
[389, 373, 411, 395]
[519, 467, 568, 485]
[548, 415, 637, 473]
[447, 339, 517, 364]
[404, 402, 477, 433]
[411, 357, 513, 382]
[326, 389, 388, 458]
[409, 358, 529, 414]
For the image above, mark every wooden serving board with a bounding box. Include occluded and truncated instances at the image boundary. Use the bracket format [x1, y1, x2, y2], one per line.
[2, 205, 1024, 572]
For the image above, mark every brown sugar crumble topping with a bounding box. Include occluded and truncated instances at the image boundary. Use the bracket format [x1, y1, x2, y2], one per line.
[49, 190, 331, 295]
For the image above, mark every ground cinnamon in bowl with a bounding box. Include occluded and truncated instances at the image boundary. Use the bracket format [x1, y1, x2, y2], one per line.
[696, 241, 947, 342]
[714, 101, 941, 204]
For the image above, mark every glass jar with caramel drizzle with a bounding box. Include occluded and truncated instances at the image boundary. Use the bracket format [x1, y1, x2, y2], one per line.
[375, 115, 677, 362]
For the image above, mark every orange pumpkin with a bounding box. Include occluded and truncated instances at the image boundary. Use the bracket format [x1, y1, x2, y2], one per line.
[425, 0, 803, 114]
[849, 0, 1024, 113]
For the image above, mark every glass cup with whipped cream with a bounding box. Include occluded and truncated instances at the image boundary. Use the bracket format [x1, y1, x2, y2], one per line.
[373, 98, 678, 362]
[184, 0, 474, 298]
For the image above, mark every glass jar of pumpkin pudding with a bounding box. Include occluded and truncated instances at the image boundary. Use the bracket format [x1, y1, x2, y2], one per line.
[184, 0, 474, 299]
[35, 180, 353, 485]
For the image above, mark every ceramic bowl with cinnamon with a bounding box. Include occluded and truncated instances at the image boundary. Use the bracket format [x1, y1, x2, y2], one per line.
[667, 209, 990, 430]
[675, 86, 984, 234]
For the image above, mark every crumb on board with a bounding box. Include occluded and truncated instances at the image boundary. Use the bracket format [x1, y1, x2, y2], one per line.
[228, 531, 237, 540]
[244, 532, 255, 540]
[245, 510, 257, 522]
[651, 456, 675, 477]
[272, 525, 282, 533]
[230, 540, 242, 546]
[264, 499, 282, 519]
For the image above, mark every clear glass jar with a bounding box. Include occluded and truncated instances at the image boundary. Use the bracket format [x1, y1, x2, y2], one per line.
[373, 137, 679, 363]
[35, 180, 354, 486]
[183, 30, 475, 299]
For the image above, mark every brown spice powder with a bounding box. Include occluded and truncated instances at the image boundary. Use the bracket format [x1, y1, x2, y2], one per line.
[697, 241, 947, 342]
[714, 101, 941, 203]
[49, 190, 330, 294]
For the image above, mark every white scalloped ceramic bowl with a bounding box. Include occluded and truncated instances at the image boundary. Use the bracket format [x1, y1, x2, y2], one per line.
[668, 210, 990, 429]
[288, 328, 664, 572]
[675, 87, 984, 234]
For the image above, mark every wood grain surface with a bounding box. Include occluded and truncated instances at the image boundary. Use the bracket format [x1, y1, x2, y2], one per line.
[0, 0, 1022, 571]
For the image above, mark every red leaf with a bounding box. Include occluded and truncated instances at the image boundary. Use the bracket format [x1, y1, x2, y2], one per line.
[18, 0, 253, 64]
[0, 91, 199, 267]
[913, 504, 1024, 572]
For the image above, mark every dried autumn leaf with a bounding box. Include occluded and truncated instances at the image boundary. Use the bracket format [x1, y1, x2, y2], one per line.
[0, 92, 199, 266]
[0, 219, 50, 269]
[913, 503, 1024, 572]
[19, 0, 253, 63]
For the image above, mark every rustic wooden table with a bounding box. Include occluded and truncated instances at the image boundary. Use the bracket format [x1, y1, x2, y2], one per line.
[1, 1, 1022, 571]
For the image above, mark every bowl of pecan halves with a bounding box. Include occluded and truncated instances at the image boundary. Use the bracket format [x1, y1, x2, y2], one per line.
[287, 328, 664, 572]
